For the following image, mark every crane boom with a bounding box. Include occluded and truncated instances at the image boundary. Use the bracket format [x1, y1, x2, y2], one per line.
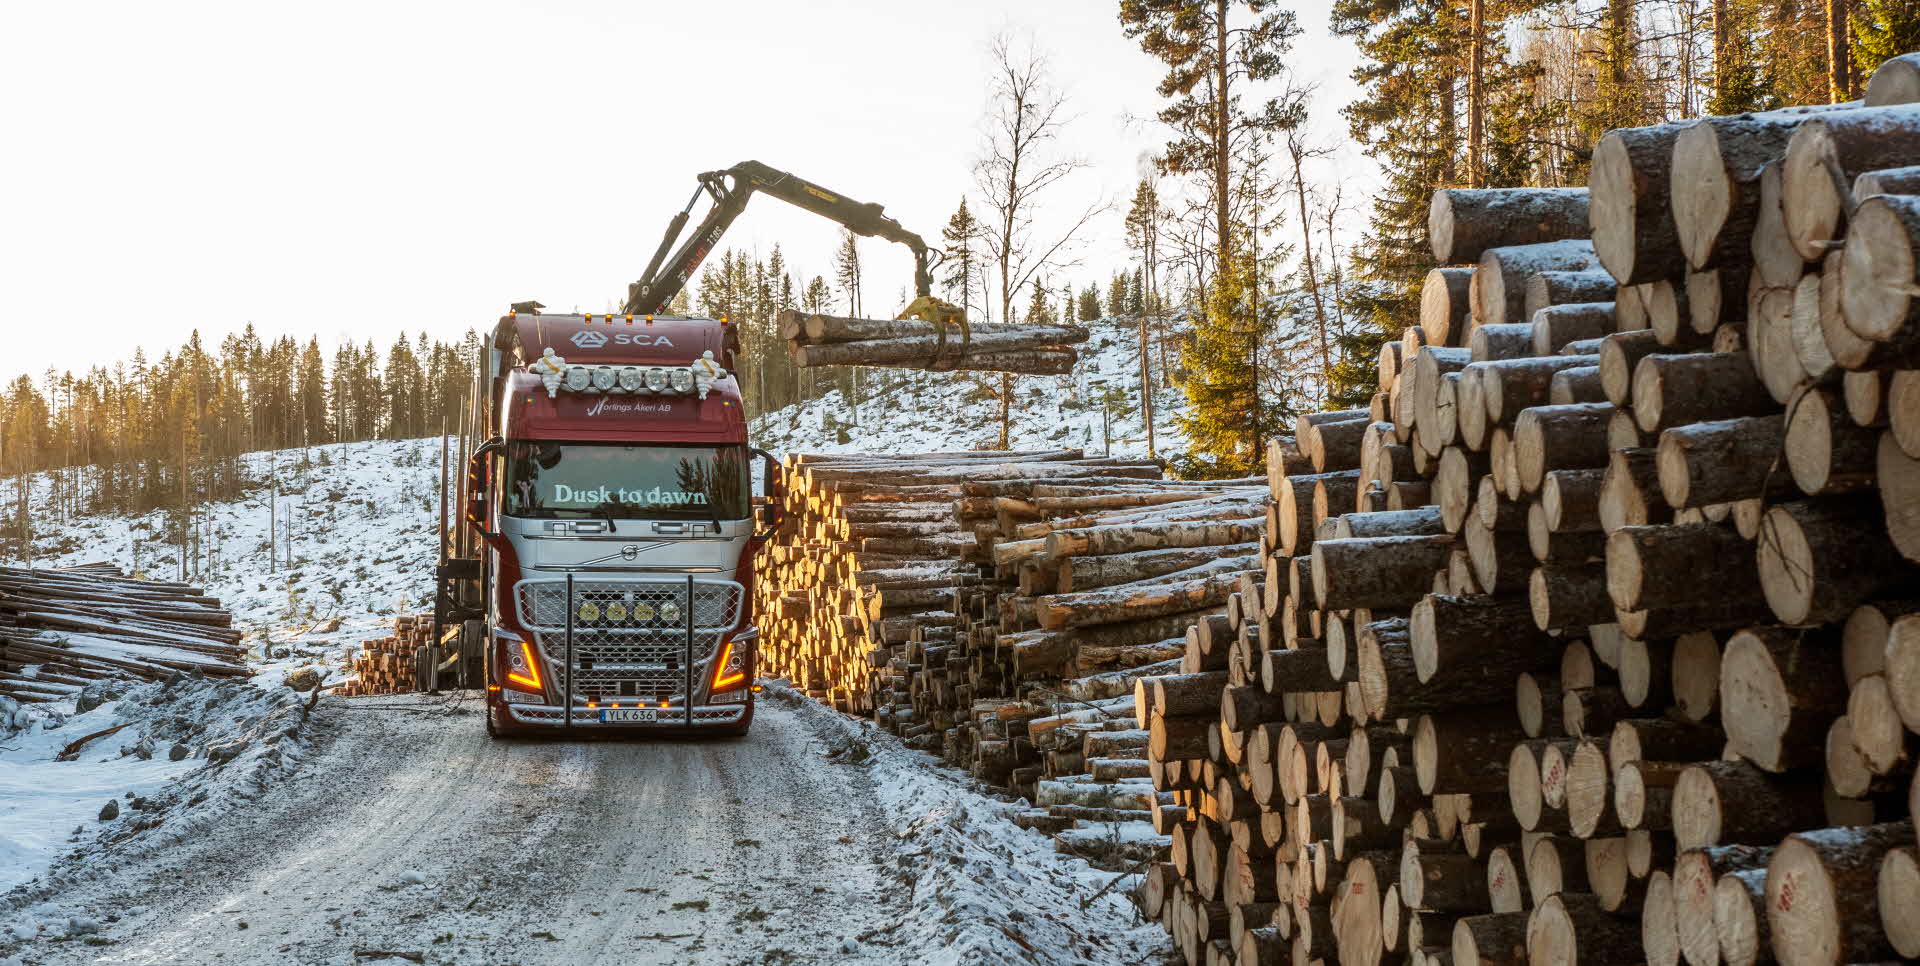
[623, 161, 935, 317]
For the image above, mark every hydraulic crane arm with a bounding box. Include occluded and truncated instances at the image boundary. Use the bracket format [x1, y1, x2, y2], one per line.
[622, 160, 936, 317]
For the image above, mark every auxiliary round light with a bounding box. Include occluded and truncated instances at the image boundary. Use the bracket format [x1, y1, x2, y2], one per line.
[590, 366, 617, 391]
[605, 602, 629, 621]
[633, 602, 656, 621]
[577, 601, 601, 621]
[563, 366, 592, 392]
[660, 601, 682, 622]
[617, 366, 644, 392]
[669, 368, 695, 393]
[645, 367, 670, 392]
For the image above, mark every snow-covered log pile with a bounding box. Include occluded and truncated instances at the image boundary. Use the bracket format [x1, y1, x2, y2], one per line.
[756, 449, 1168, 716]
[776, 309, 1088, 375]
[756, 449, 1277, 866]
[1135, 53, 1920, 966]
[334, 614, 433, 697]
[0, 563, 248, 704]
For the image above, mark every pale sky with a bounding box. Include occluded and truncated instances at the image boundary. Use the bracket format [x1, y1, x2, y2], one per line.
[2, 0, 1367, 383]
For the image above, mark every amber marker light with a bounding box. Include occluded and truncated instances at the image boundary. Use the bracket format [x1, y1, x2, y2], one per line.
[712, 640, 746, 690]
[506, 640, 543, 691]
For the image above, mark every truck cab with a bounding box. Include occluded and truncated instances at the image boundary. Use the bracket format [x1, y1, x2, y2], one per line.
[438, 312, 777, 737]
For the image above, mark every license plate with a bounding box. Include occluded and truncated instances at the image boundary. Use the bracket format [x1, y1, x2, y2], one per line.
[600, 709, 657, 723]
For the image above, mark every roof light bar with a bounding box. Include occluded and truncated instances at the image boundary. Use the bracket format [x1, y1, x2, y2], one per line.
[533, 348, 728, 400]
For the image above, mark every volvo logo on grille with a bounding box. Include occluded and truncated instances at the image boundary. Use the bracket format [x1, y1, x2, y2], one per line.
[571, 330, 608, 348]
[620, 545, 640, 560]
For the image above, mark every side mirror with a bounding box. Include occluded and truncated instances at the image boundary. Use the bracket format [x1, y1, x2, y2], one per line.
[466, 437, 505, 540]
[749, 447, 783, 543]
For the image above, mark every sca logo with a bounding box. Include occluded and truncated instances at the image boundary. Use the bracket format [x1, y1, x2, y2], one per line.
[570, 330, 675, 349]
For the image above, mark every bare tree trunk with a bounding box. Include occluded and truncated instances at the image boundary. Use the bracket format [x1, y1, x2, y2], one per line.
[1713, 0, 1730, 100]
[1468, 0, 1485, 188]
[1214, 0, 1232, 281]
[1828, 0, 1851, 101]
[1140, 311, 1156, 458]
[1290, 140, 1332, 402]
[1440, 4, 1458, 186]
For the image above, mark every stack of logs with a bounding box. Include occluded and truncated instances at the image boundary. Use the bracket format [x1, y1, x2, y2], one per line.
[335, 614, 432, 697]
[0, 563, 248, 703]
[1135, 51, 1920, 966]
[756, 448, 1281, 866]
[776, 309, 1088, 375]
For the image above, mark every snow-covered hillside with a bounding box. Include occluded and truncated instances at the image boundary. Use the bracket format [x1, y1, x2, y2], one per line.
[751, 315, 1187, 457]
[16, 439, 444, 678]
[11, 318, 1183, 642]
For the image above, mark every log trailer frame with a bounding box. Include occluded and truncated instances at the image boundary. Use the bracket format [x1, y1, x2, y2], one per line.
[432, 312, 782, 737]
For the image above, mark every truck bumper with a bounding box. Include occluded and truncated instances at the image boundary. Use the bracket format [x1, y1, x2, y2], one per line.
[490, 696, 750, 734]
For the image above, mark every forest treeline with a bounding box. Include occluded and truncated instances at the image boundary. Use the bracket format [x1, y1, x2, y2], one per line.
[1, 328, 482, 522]
[4, 0, 1911, 508]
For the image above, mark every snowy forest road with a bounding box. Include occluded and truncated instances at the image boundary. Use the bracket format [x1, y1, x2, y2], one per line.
[33, 694, 903, 966]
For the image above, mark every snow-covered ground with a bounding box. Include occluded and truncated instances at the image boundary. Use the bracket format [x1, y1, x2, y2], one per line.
[751, 315, 1188, 458]
[1, 365, 1175, 961]
[2, 685, 1163, 965]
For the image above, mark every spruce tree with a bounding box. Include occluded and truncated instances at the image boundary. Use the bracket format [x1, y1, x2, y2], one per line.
[1853, 0, 1920, 74]
[1328, 0, 1456, 407]
[1078, 285, 1103, 322]
[941, 199, 983, 319]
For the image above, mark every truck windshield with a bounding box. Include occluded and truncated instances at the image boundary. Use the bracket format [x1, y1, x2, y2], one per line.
[503, 442, 749, 521]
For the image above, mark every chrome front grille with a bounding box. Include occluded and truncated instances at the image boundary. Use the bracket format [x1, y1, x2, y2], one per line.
[515, 578, 745, 700]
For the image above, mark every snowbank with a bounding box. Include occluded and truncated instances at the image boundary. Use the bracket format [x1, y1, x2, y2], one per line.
[766, 683, 1164, 965]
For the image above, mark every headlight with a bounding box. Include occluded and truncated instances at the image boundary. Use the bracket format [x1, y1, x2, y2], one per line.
[563, 366, 592, 392]
[645, 367, 670, 392]
[617, 366, 644, 392]
[660, 602, 681, 622]
[590, 366, 617, 391]
[670, 368, 695, 393]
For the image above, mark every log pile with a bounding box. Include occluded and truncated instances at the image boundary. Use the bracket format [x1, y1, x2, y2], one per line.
[334, 614, 432, 697]
[0, 563, 248, 702]
[1133, 54, 1920, 966]
[755, 448, 1273, 867]
[776, 310, 1088, 375]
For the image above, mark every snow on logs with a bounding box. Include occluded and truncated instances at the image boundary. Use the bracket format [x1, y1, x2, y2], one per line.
[752, 448, 1279, 871]
[0, 563, 248, 702]
[1136, 57, 1920, 965]
[776, 309, 1088, 374]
